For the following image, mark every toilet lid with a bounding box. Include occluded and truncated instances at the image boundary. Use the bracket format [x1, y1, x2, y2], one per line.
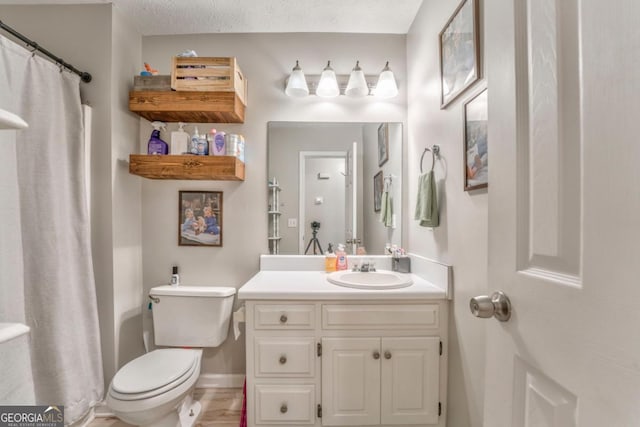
[111, 349, 197, 394]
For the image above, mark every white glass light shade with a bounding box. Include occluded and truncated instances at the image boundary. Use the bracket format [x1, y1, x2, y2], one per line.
[285, 60, 309, 97]
[345, 61, 369, 97]
[316, 61, 340, 98]
[374, 61, 399, 99]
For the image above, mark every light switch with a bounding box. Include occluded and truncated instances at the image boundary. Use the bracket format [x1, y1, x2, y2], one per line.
[288, 218, 297, 228]
[315, 196, 323, 205]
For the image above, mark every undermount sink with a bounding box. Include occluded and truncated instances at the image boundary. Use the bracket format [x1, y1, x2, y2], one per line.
[327, 270, 413, 290]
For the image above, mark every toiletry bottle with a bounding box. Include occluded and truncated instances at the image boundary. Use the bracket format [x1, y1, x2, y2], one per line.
[207, 129, 217, 156]
[335, 244, 348, 271]
[197, 130, 208, 155]
[147, 121, 168, 155]
[190, 127, 200, 154]
[325, 243, 337, 273]
[170, 266, 180, 287]
[213, 130, 226, 156]
[170, 122, 189, 154]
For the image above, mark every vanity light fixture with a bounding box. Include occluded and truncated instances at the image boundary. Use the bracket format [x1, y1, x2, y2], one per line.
[284, 60, 309, 97]
[283, 61, 399, 98]
[374, 61, 399, 99]
[345, 61, 369, 97]
[316, 61, 340, 98]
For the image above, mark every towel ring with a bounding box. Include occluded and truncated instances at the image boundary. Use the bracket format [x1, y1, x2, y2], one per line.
[420, 145, 440, 173]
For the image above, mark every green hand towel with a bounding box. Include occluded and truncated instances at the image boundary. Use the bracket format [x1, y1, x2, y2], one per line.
[414, 170, 439, 227]
[379, 191, 393, 227]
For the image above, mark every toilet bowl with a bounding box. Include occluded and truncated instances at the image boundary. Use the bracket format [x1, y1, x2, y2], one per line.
[106, 285, 236, 427]
[107, 349, 202, 427]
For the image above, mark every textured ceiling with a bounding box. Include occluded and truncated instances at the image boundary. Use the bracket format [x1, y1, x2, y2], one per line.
[0, 0, 424, 35]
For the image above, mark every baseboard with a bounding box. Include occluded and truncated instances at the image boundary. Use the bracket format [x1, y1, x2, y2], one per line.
[92, 401, 115, 418]
[196, 373, 245, 389]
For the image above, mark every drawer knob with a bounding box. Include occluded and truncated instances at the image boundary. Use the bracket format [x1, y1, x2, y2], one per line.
[279, 355, 287, 364]
[373, 351, 380, 360]
[280, 314, 288, 323]
[384, 351, 392, 360]
[280, 404, 288, 414]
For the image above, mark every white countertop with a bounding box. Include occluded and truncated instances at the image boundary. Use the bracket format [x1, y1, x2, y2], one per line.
[238, 270, 446, 300]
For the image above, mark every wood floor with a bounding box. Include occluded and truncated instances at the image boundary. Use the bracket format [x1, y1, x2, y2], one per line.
[90, 388, 243, 427]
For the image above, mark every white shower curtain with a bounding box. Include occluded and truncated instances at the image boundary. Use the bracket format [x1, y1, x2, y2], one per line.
[0, 35, 103, 423]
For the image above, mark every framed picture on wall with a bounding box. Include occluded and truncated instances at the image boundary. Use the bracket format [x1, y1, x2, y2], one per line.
[179, 190, 223, 246]
[373, 171, 384, 212]
[377, 123, 389, 166]
[463, 88, 488, 191]
[439, 0, 480, 108]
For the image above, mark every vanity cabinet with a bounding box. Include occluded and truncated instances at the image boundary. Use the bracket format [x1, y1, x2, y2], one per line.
[322, 337, 439, 426]
[244, 300, 447, 427]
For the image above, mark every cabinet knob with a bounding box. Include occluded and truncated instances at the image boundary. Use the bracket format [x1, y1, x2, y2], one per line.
[384, 351, 392, 360]
[373, 351, 380, 360]
[280, 404, 288, 414]
[280, 314, 288, 323]
[279, 355, 287, 364]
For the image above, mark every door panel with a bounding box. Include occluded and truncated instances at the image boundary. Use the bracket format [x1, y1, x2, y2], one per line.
[321, 337, 380, 426]
[380, 337, 440, 425]
[485, 0, 640, 426]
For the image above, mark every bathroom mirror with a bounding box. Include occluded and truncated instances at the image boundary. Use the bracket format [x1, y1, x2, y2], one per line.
[268, 122, 403, 255]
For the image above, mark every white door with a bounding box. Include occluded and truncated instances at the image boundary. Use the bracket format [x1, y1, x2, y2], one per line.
[380, 337, 440, 425]
[299, 151, 346, 254]
[345, 142, 359, 254]
[321, 337, 380, 426]
[484, 0, 640, 426]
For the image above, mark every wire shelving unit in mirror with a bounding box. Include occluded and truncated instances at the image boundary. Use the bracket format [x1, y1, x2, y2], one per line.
[268, 178, 281, 254]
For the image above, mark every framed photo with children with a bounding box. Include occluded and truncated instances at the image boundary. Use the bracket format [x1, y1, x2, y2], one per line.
[179, 190, 223, 246]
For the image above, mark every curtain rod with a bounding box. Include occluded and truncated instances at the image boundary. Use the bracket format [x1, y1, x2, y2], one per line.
[0, 19, 92, 83]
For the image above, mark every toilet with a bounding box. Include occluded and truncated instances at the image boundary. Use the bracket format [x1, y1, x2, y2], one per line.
[107, 285, 236, 427]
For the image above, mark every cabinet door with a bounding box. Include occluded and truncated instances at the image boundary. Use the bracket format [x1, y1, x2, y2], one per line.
[380, 337, 440, 425]
[321, 337, 380, 426]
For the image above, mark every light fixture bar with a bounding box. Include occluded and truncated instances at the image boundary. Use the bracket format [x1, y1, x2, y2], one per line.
[284, 75, 383, 96]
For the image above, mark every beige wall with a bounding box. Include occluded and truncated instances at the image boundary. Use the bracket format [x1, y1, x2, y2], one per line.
[406, 1, 488, 426]
[111, 6, 145, 374]
[0, 4, 143, 389]
[140, 33, 407, 375]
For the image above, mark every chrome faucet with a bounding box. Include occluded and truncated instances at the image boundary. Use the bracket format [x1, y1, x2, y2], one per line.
[352, 261, 376, 272]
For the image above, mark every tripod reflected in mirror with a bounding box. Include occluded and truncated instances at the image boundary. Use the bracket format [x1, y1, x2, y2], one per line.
[304, 221, 324, 255]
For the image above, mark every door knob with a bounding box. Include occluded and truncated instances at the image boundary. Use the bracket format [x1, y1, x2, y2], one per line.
[470, 291, 512, 322]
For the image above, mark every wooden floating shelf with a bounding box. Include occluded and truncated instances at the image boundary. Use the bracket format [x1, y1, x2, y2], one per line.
[129, 90, 245, 123]
[129, 155, 245, 181]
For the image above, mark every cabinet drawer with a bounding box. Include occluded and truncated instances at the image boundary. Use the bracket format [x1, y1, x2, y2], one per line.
[255, 384, 315, 425]
[254, 304, 316, 330]
[322, 304, 439, 330]
[255, 337, 315, 377]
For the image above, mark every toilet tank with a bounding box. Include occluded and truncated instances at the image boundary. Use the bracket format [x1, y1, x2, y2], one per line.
[149, 285, 236, 347]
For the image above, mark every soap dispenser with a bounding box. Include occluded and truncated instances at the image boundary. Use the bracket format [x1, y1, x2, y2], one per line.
[325, 243, 337, 272]
[170, 266, 180, 287]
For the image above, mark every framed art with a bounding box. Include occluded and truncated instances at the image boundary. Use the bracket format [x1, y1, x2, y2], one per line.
[463, 88, 488, 191]
[439, 0, 480, 108]
[179, 190, 223, 246]
[377, 123, 389, 167]
[373, 171, 383, 212]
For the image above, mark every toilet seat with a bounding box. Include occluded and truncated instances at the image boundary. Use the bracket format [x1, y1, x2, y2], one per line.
[109, 349, 199, 401]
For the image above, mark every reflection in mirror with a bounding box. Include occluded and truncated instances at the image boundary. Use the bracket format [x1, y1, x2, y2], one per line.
[268, 122, 402, 255]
